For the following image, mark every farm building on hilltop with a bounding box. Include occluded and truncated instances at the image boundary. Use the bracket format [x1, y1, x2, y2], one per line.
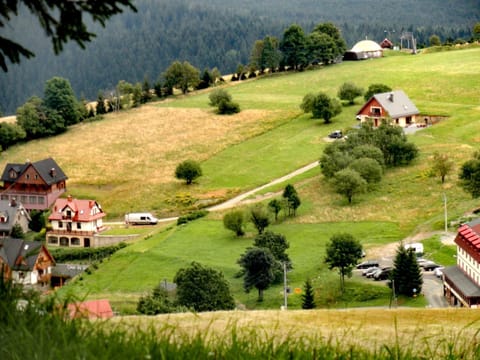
[380, 38, 394, 49]
[343, 39, 383, 60]
[356, 90, 420, 127]
[0, 158, 68, 211]
[443, 219, 480, 307]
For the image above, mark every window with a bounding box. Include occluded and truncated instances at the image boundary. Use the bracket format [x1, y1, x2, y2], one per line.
[20, 196, 27, 203]
[38, 197, 45, 205]
[371, 107, 381, 115]
[26, 174, 30, 180]
[58, 221, 63, 228]
[66, 210, 72, 218]
[29, 196, 36, 204]
[59, 237, 69, 246]
[48, 236, 58, 244]
[77, 222, 81, 229]
[71, 237, 80, 246]
[0, 195, 8, 201]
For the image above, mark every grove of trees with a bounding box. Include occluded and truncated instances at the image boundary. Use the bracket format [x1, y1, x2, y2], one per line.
[320, 119, 418, 203]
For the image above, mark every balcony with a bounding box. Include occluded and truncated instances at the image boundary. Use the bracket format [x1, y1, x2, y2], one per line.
[47, 229, 96, 236]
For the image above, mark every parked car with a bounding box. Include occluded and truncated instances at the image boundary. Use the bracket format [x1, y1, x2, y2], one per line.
[365, 267, 382, 278]
[434, 266, 445, 278]
[422, 261, 441, 271]
[328, 130, 343, 139]
[374, 267, 392, 281]
[356, 260, 379, 269]
[362, 266, 380, 277]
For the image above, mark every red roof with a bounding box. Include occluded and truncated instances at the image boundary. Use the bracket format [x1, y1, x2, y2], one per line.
[49, 196, 105, 222]
[68, 299, 113, 319]
[457, 223, 480, 249]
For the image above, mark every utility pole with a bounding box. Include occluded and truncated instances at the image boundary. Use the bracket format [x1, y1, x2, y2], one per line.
[283, 262, 288, 310]
[443, 193, 448, 233]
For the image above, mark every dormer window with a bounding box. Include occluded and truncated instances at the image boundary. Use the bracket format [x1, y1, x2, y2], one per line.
[0, 216, 7, 223]
[9, 170, 17, 179]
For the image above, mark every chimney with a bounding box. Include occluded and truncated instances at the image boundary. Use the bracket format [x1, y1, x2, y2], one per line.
[388, 93, 394, 102]
[67, 195, 73, 202]
[50, 167, 56, 177]
[10, 197, 17, 207]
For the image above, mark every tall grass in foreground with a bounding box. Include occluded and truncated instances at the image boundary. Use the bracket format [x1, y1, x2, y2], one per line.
[2, 279, 480, 360]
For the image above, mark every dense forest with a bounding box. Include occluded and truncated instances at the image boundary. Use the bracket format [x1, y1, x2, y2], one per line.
[1, 0, 478, 115]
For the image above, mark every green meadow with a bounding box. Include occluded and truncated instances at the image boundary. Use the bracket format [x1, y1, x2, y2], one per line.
[18, 46, 479, 311]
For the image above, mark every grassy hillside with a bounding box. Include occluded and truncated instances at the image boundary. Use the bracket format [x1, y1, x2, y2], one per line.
[3, 48, 479, 221]
[44, 47, 480, 313]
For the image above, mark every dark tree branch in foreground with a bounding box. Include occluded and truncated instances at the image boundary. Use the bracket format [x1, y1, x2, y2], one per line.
[0, 0, 136, 71]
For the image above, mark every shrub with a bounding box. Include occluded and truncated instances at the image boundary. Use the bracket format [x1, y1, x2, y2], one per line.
[223, 210, 246, 236]
[177, 210, 209, 225]
[217, 100, 240, 115]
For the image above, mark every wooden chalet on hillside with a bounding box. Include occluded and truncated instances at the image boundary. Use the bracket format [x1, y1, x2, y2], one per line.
[443, 219, 480, 307]
[356, 90, 420, 127]
[0, 158, 68, 211]
[47, 196, 106, 248]
[0, 237, 55, 285]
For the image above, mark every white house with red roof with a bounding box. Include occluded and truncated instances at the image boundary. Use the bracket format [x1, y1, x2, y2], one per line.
[443, 218, 480, 307]
[46, 195, 106, 248]
[356, 90, 420, 128]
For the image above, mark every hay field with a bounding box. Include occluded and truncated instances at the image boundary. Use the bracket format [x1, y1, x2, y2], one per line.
[2, 104, 283, 217]
[117, 308, 480, 352]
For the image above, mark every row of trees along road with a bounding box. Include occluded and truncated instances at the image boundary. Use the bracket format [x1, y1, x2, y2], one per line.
[223, 184, 301, 238]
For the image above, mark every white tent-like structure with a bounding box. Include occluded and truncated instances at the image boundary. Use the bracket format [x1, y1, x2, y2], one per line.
[344, 40, 383, 60]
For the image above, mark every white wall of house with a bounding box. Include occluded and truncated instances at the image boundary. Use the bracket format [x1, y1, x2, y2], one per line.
[51, 220, 100, 232]
[12, 270, 37, 285]
[457, 247, 480, 286]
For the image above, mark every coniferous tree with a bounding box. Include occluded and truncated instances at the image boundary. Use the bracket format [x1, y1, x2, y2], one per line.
[391, 243, 423, 297]
[301, 278, 316, 309]
[95, 93, 106, 115]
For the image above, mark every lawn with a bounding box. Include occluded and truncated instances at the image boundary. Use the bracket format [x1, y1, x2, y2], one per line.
[65, 217, 414, 312]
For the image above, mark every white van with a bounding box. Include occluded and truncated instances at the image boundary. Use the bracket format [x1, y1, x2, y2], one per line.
[125, 212, 159, 225]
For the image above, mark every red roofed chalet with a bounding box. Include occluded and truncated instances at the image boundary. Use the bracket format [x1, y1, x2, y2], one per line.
[47, 196, 106, 248]
[443, 218, 480, 307]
